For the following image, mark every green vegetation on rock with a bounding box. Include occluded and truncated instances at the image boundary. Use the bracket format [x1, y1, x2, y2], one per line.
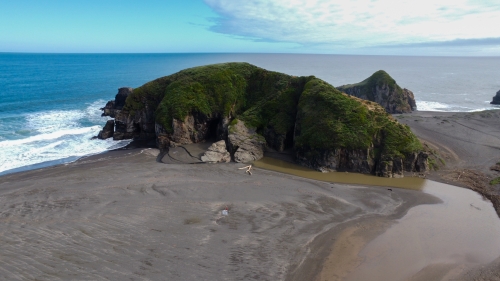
[338, 70, 402, 100]
[121, 62, 422, 158]
[295, 78, 421, 156]
[336, 70, 415, 114]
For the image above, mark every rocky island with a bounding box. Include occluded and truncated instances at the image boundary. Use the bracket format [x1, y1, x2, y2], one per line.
[98, 63, 427, 178]
[491, 89, 500, 105]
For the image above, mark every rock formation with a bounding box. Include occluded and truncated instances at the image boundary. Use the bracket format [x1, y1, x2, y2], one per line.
[98, 63, 428, 177]
[201, 140, 231, 163]
[228, 120, 266, 163]
[491, 90, 500, 105]
[97, 120, 114, 140]
[337, 70, 416, 113]
[101, 87, 133, 118]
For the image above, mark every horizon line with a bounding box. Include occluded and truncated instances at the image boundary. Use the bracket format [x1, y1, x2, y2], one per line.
[1, 51, 499, 58]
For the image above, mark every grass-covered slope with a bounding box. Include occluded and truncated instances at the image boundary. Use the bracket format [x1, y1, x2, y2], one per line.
[337, 70, 416, 113]
[123, 63, 305, 135]
[295, 78, 421, 157]
[338, 70, 400, 100]
[121, 62, 422, 159]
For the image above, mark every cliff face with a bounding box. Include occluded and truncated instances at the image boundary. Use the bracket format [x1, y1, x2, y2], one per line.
[491, 90, 500, 105]
[337, 70, 416, 113]
[98, 63, 427, 177]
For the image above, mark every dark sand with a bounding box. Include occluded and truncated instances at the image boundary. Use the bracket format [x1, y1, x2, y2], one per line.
[0, 148, 439, 281]
[1, 109, 500, 280]
[396, 110, 500, 217]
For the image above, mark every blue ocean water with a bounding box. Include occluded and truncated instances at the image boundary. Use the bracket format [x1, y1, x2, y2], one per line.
[1, 53, 499, 175]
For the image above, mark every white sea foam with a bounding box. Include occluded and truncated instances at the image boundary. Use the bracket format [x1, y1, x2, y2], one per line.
[0, 100, 128, 174]
[26, 110, 84, 133]
[416, 101, 484, 112]
[416, 101, 451, 112]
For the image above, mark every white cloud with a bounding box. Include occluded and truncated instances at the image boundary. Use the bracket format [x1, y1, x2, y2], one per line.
[203, 0, 500, 49]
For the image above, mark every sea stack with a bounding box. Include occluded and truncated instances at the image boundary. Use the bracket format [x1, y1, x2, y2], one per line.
[337, 70, 417, 113]
[491, 89, 500, 105]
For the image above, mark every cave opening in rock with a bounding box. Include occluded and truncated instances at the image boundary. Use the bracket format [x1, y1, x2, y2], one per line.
[206, 118, 221, 142]
[133, 123, 142, 139]
[284, 130, 295, 150]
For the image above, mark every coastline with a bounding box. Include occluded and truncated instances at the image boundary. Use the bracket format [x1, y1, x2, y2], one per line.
[1, 109, 500, 280]
[0, 148, 439, 280]
[2, 147, 500, 280]
[396, 109, 500, 217]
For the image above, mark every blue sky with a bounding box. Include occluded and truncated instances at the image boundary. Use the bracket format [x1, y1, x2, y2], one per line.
[1, 0, 499, 55]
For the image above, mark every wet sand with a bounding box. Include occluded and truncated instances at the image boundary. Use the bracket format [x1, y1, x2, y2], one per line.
[1, 147, 500, 280]
[396, 110, 500, 218]
[1, 109, 500, 280]
[257, 158, 500, 281]
[0, 148, 438, 281]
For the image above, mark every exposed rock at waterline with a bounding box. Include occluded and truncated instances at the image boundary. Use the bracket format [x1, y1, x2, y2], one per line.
[491, 89, 500, 105]
[97, 120, 114, 140]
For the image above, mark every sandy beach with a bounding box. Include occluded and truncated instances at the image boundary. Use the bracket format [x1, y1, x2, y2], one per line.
[1, 109, 500, 281]
[0, 148, 431, 280]
[396, 110, 500, 217]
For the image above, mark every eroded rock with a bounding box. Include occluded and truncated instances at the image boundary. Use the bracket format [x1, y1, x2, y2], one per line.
[228, 120, 265, 163]
[97, 120, 114, 140]
[201, 140, 231, 163]
[101, 87, 133, 118]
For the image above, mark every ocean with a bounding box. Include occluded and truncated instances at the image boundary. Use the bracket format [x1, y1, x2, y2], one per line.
[1, 53, 499, 175]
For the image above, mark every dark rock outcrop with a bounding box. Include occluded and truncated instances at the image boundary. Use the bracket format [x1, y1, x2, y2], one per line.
[337, 70, 416, 113]
[491, 90, 500, 105]
[97, 120, 114, 140]
[201, 140, 231, 163]
[113, 95, 156, 141]
[295, 148, 428, 178]
[101, 87, 133, 118]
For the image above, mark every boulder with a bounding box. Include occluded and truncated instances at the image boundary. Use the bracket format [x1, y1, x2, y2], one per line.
[228, 120, 265, 163]
[491, 90, 500, 105]
[97, 120, 114, 140]
[201, 140, 231, 163]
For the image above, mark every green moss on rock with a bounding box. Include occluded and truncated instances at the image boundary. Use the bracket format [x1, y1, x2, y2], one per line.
[120, 62, 422, 162]
[295, 78, 421, 156]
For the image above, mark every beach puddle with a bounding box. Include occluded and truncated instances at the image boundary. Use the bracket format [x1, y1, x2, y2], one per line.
[345, 180, 500, 281]
[254, 157, 426, 190]
[254, 157, 500, 280]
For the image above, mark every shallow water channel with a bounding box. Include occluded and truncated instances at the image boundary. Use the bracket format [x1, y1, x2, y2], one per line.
[254, 157, 500, 280]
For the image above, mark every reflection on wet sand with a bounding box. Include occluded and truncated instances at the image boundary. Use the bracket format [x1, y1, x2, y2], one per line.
[346, 180, 500, 280]
[255, 157, 500, 281]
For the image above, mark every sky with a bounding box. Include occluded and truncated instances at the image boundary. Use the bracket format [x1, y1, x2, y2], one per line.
[0, 0, 499, 56]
